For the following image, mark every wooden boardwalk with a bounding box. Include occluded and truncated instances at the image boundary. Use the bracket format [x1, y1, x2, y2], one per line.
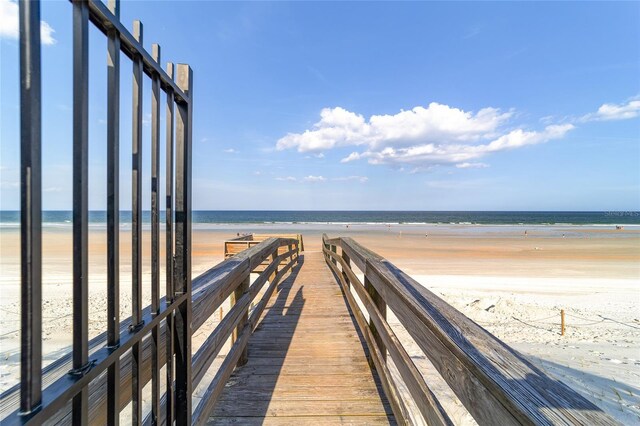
[208, 251, 395, 425]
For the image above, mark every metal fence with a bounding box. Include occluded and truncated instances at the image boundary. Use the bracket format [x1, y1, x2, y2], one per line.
[7, 0, 193, 424]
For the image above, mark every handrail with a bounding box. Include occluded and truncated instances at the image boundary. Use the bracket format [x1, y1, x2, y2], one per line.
[224, 233, 305, 258]
[322, 234, 619, 426]
[0, 237, 299, 425]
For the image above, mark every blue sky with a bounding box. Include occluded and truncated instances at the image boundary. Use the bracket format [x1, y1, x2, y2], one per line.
[1, 0, 639, 211]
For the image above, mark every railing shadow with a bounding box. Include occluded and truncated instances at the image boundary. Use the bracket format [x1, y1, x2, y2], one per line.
[384, 261, 616, 418]
[326, 264, 396, 424]
[209, 255, 305, 421]
[527, 356, 639, 423]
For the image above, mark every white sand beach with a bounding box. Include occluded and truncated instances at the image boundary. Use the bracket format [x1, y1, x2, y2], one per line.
[1, 223, 639, 423]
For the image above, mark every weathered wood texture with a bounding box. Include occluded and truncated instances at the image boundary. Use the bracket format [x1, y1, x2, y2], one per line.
[323, 238, 451, 426]
[0, 237, 299, 425]
[225, 234, 304, 262]
[208, 251, 395, 425]
[323, 235, 620, 426]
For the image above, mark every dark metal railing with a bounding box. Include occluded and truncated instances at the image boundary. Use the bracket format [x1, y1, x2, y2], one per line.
[7, 0, 193, 424]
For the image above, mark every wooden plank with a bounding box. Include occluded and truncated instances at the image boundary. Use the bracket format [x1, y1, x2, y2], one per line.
[325, 246, 452, 425]
[324, 247, 411, 423]
[207, 252, 394, 425]
[192, 248, 299, 425]
[229, 363, 374, 376]
[205, 386, 384, 401]
[207, 415, 396, 425]
[211, 399, 393, 418]
[192, 248, 292, 387]
[221, 373, 382, 389]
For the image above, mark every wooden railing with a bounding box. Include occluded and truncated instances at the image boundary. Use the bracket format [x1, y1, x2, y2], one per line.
[190, 236, 299, 425]
[322, 235, 618, 426]
[224, 233, 305, 259]
[0, 237, 299, 425]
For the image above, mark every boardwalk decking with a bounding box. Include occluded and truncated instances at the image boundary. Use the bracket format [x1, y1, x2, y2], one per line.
[208, 251, 396, 425]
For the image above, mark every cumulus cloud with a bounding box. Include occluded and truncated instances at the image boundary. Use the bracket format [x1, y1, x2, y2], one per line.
[275, 176, 297, 182]
[276, 100, 588, 169]
[580, 99, 640, 122]
[340, 124, 574, 167]
[223, 148, 239, 154]
[0, 0, 56, 45]
[277, 103, 512, 153]
[277, 97, 638, 170]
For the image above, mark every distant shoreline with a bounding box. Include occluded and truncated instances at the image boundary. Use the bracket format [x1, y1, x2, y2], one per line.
[1, 210, 638, 226]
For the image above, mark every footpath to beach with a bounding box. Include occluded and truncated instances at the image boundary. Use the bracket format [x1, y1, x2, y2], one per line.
[210, 251, 394, 424]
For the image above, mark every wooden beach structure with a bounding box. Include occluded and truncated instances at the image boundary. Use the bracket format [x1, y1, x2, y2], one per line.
[2, 0, 620, 424]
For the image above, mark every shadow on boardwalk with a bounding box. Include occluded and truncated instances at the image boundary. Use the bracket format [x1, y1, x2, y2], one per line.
[208, 252, 395, 425]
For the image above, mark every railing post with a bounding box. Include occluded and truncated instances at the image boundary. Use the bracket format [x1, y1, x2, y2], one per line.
[19, 0, 42, 416]
[365, 263, 386, 362]
[270, 250, 278, 283]
[341, 250, 350, 289]
[232, 275, 250, 367]
[331, 245, 337, 265]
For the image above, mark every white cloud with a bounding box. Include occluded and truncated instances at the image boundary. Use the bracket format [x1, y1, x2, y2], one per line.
[302, 175, 326, 182]
[0, 0, 56, 45]
[275, 175, 366, 183]
[40, 21, 55, 45]
[223, 148, 239, 154]
[332, 176, 369, 183]
[580, 99, 640, 122]
[304, 152, 325, 159]
[278, 101, 584, 169]
[277, 103, 512, 153]
[340, 124, 574, 167]
[456, 162, 489, 169]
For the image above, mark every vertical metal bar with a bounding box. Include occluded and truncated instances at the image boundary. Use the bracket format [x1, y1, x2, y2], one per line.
[164, 61, 175, 425]
[150, 43, 161, 425]
[72, 1, 90, 424]
[174, 64, 193, 426]
[131, 19, 144, 425]
[106, 1, 120, 424]
[19, 0, 42, 416]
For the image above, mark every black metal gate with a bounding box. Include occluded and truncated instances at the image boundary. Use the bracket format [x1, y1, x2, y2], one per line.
[6, 0, 193, 424]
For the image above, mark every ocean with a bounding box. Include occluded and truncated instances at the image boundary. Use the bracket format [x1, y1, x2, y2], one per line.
[0, 210, 639, 226]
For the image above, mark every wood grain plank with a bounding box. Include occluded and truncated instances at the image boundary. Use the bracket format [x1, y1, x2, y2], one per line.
[207, 252, 394, 425]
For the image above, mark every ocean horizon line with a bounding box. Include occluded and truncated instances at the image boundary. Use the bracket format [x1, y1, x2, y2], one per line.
[0, 210, 638, 226]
